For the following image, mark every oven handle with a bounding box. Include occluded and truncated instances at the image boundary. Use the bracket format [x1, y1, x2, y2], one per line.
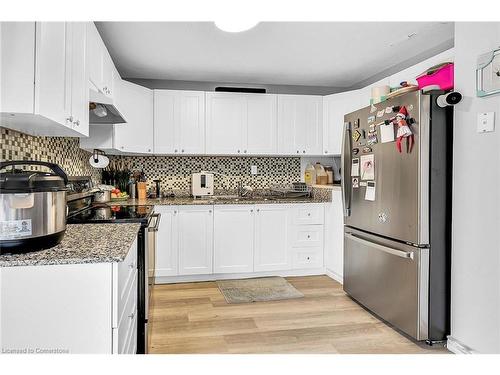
[148, 213, 161, 232]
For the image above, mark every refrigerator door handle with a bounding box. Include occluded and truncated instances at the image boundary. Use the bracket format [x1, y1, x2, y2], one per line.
[341, 121, 352, 217]
[345, 232, 414, 259]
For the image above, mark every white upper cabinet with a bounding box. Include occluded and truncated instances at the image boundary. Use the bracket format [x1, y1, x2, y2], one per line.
[254, 205, 291, 272]
[0, 22, 89, 137]
[205, 92, 277, 155]
[322, 89, 360, 155]
[113, 79, 154, 154]
[214, 205, 255, 274]
[68, 22, 89, 136]
[87, 23, 114, 99]
[277, 94, 323, 155]
[206, 92, 247, 154]
[246, 94, 277, 154]
[154, 90, 205, 154]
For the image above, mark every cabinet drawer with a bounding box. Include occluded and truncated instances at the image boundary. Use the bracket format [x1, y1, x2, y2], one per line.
[292, 248, 324, 269]
[291, 204, 324, 225]
[117, 237, 137, 310]
[291, 225, 324, 247]
[117, 272, 137, 353]
[122, 307, 138, 354]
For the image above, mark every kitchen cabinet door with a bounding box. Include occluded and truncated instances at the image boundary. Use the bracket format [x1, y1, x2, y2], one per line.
[214, 205, 255, 274]
[324, 191, 344, 282]
[205, 92, 246, 155]
[177, 206, 214, 275]
[153, 90, 176, 154]
[175, 91, 205, 154]
[86, 22, 102, 93]
[34, 22, 72, 128]
[322, 90, 360, 155]
[246, 94, 277, 154]
[154, 206, 178, 277]
[113, 79, 154, 154]
[68, 22, 89, 136]
[254, 205, 291, 272]
[154, 90, 205, 154]
[277, 95, 322, 155]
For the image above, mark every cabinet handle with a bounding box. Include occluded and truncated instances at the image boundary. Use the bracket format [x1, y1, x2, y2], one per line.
[73, 119, 80, 126]
[256, 209, 260, 212]
[296, 150, 300, 154]
[66, 116, 73, 123]
[244, 150, 247, 153]
[175, 149, 178, 153]
[209, 210, 212, 214]
[237, 150, 240, 153]
[174, 210, 177, 214]
[121, 146, 124, 149]
[128, 262, 135, 269]
[307, 235, 311, 239]
[303, 150, 306, 154]
[128, 312, 135, 319]
[324, 150, 328, 154]
[250, 209, 253, 213]
[307, 213, 311, 216]
[181, 149, 184, 153]
[148, 149, 151, 152]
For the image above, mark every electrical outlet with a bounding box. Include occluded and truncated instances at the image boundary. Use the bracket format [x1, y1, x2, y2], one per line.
[251, 165, 258, 175]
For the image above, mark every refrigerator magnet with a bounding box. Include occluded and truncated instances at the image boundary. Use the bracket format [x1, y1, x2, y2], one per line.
[352, 177, 359, 188]
[352, 129, 362, 142]
[360, 181, 367, 187]
[351, 158, 360, 177]
[362, 146, 372, 153]
[352, 148, 360, 155]
[367, 133, 378, 145]
[364, 181, 376, 201]
[367, 115, 375, 124]
[377, 109, 385, 118]
[385, 106, 393, 114]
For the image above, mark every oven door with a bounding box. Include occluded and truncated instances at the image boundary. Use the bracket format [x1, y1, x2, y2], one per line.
[145, 212, 160, 352]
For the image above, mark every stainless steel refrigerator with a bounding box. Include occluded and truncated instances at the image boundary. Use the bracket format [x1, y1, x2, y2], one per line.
[341, 90, 452, 343]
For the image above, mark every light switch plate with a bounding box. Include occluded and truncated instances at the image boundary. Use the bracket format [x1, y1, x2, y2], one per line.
[477, 112, 495, 133]
[251, 165, 258, 175]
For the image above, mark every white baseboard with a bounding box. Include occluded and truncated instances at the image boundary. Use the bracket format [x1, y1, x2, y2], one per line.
[325, 268, 343, 284]
[446, 336, 476, 354]
[155, 268, 326, 284]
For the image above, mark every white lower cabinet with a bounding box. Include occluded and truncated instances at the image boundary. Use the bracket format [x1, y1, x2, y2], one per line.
[154, 203, 331, 283]
[254, 205, 291, 272]
[0, 236, 138, 354]
[324, 189, 344, 282]
[177, 206, 214, 275]
[154, 206, 178, 277]
[214, 205, 255, 273]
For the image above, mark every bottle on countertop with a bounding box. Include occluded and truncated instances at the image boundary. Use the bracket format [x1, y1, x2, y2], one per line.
[324, 165, 334, 185]
[315, 162, 328, 185]
[304, 163, 316, 186]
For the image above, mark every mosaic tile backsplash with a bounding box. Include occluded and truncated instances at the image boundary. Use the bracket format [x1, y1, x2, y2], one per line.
[108, 155, 301, 192]
[1, 127, 302, 192]
[1, 127, 102, 183]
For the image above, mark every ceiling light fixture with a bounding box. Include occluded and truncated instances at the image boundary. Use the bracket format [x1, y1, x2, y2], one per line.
[214, 21, 259, 33]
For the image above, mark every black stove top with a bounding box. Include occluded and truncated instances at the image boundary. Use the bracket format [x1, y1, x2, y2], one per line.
[67, 204, 154, 224]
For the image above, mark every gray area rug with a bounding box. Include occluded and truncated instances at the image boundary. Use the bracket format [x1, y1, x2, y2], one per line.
[216, 276, 304, 304]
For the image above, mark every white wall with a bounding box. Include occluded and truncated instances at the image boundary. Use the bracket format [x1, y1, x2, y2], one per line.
[449, 22, 500, 354]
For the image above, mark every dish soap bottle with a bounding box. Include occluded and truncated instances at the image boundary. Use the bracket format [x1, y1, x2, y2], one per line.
[304, 163, 316, 186]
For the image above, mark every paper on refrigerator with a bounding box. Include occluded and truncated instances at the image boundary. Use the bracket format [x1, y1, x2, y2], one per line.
[360, 154, 375, 180]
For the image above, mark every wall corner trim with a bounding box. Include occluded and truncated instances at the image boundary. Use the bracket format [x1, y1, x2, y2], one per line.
[446, 336, 476, 354]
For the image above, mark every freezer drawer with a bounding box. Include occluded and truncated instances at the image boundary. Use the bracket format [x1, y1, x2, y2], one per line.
[343, 227, 429, 341]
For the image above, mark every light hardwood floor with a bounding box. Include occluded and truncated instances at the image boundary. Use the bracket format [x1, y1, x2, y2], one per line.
[148, 275, 449, 354]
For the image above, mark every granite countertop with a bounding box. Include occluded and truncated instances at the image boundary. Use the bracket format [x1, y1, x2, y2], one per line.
[113, 195, 328, 207]
[0, 223, 141, 268]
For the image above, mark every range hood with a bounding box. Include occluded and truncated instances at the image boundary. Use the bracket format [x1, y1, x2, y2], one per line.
[89, 89, 127, 125]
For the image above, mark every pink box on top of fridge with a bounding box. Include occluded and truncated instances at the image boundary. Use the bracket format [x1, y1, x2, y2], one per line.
[416, 62, 454, 91]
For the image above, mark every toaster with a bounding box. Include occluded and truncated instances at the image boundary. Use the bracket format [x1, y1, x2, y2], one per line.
[191, 173, 214, 197]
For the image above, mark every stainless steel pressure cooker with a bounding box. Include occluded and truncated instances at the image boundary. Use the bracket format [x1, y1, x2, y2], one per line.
[0, 161, 68, 254]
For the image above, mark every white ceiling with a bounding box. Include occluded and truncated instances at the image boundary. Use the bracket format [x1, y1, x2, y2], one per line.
[96, 22, 454, 88]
